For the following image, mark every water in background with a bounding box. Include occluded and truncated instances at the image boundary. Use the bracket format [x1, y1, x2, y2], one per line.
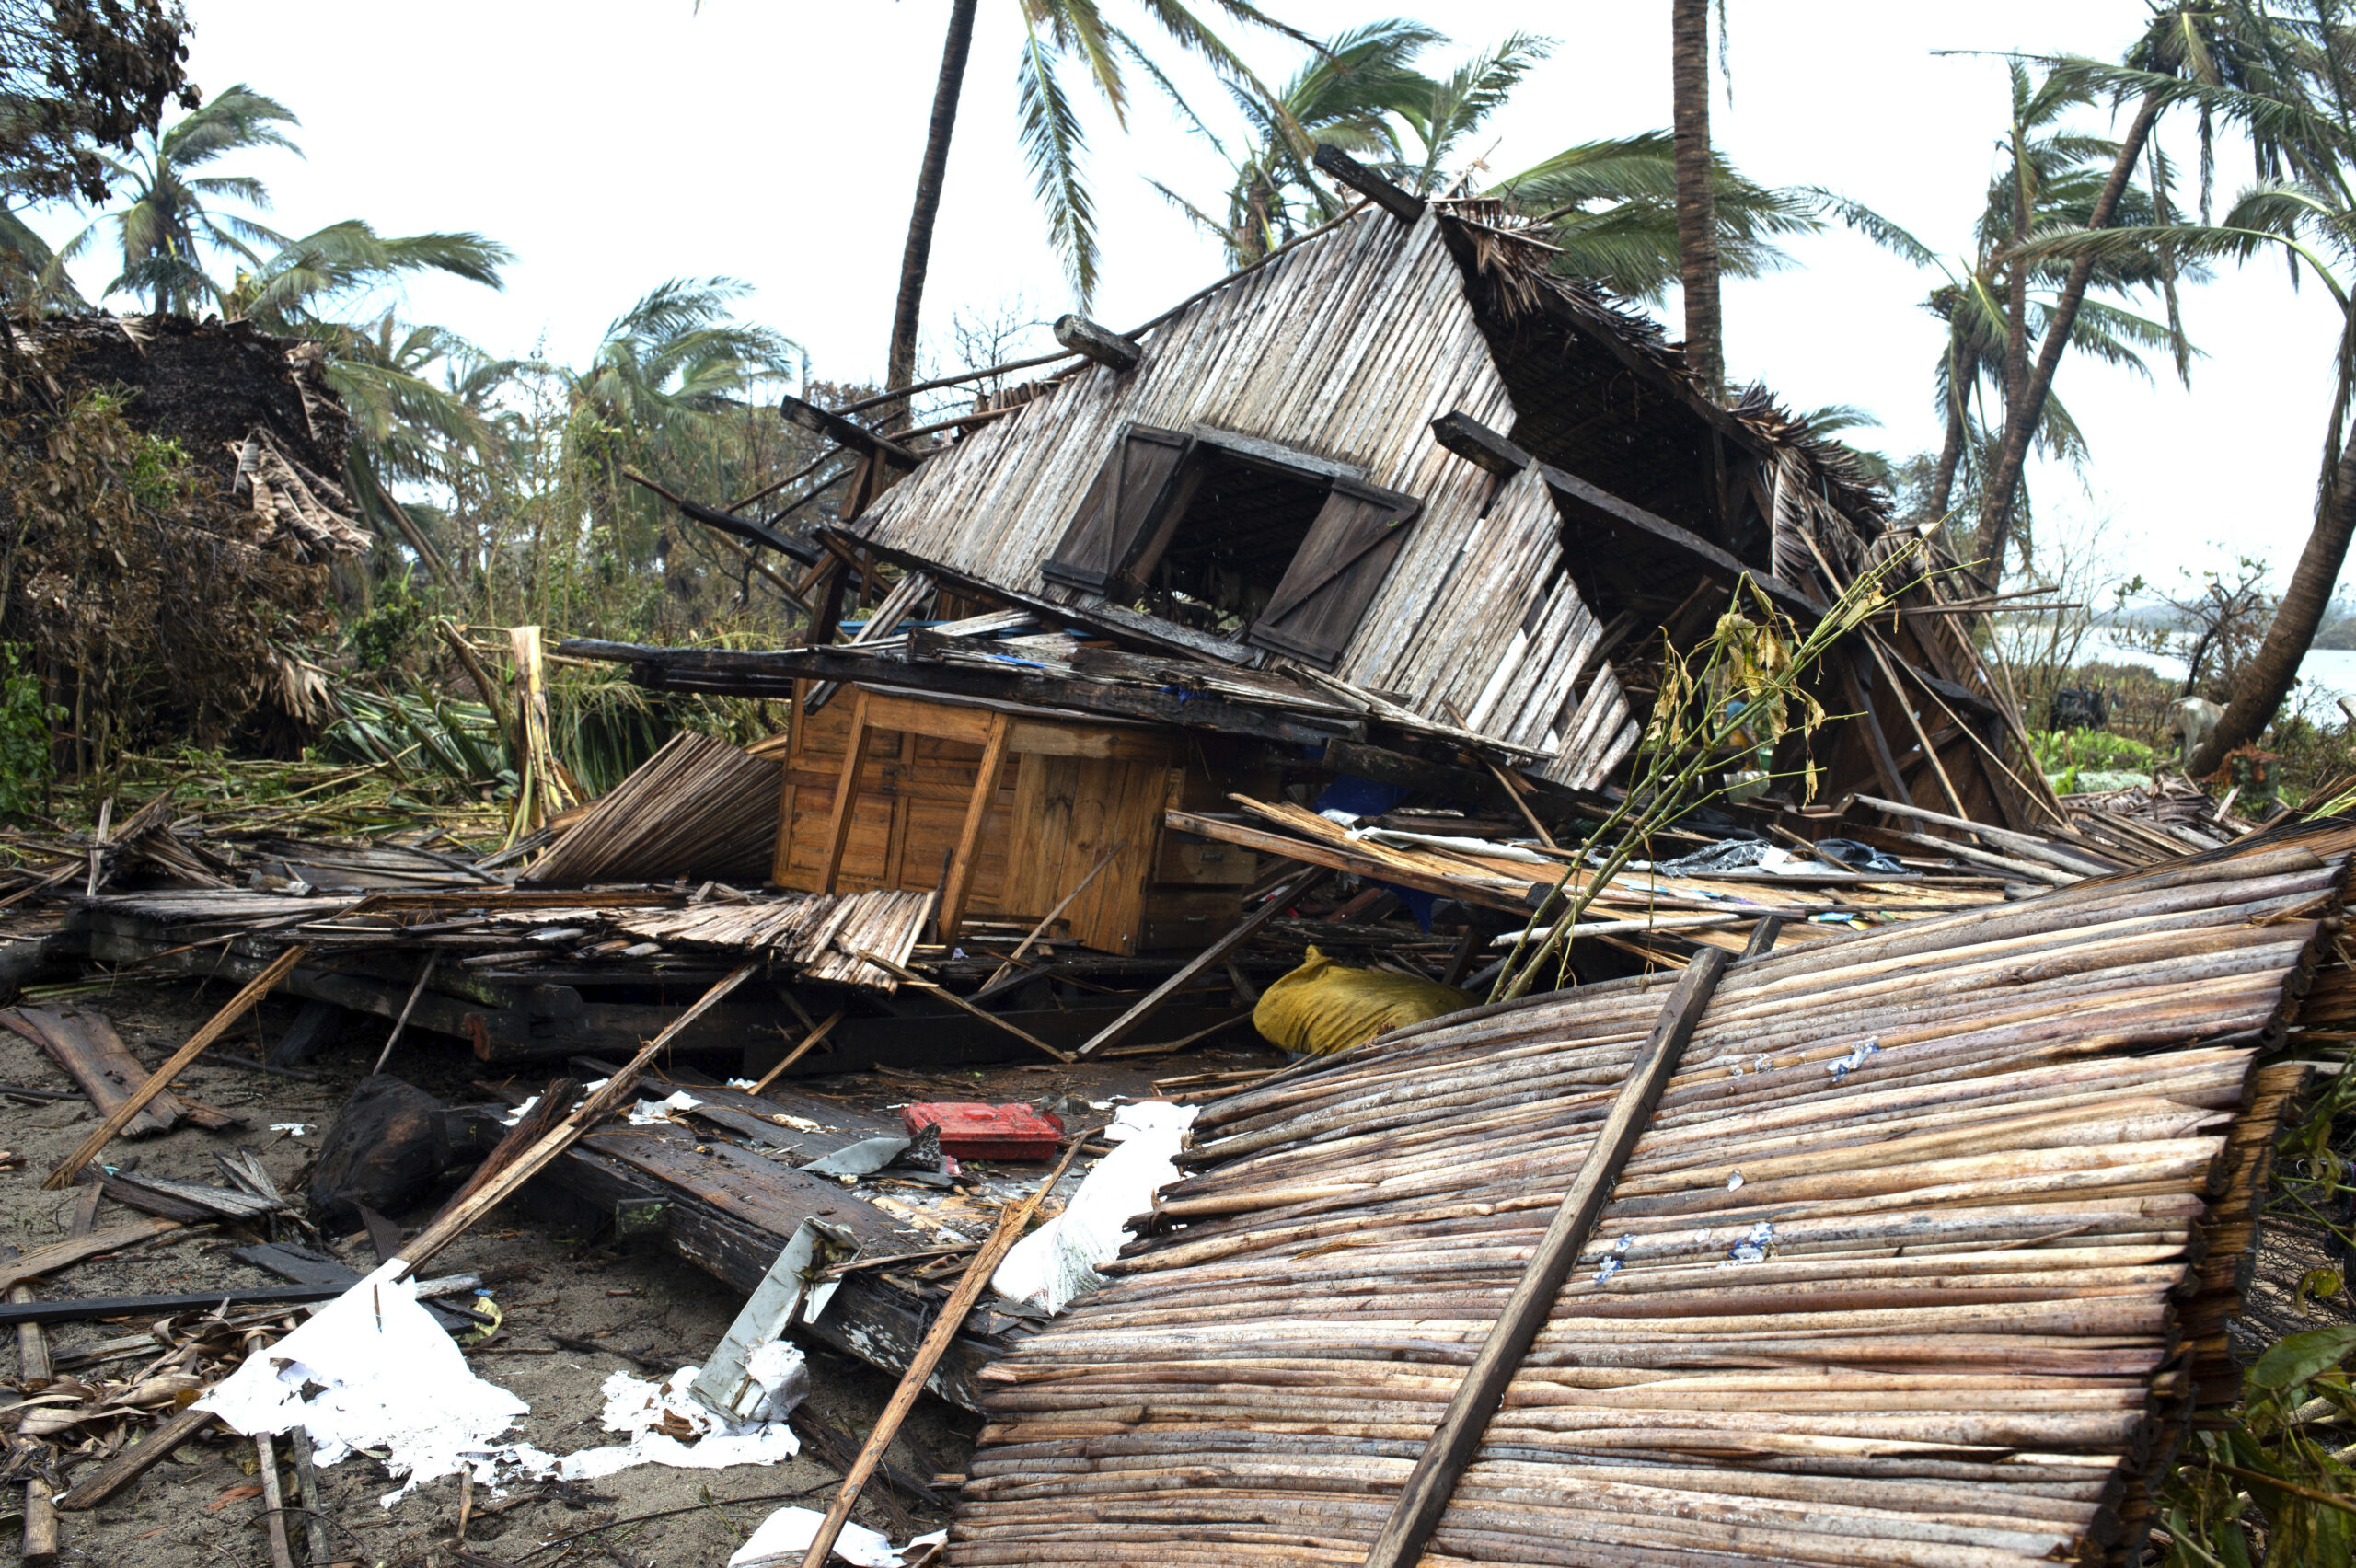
[2077, 638, 2356, 701]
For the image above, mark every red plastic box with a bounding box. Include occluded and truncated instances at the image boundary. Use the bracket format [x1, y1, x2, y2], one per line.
[902, 1102, 1065, 1161]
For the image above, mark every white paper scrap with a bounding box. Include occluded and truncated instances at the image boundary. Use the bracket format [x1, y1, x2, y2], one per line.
[196, 1262, 797, 1505]
[196, 1260, 533, 1500]
[728, 1506, 936, 1567]
[627, 1090, 704, 1125]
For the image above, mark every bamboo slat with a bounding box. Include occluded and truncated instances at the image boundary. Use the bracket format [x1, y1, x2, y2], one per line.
[944, 830, 2348, 1568]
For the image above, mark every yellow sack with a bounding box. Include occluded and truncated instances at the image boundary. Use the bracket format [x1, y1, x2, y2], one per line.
[1252, 946, 1472, 1056]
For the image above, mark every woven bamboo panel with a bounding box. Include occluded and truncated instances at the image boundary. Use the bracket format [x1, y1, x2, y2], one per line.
[949, 837, 2344, 1567]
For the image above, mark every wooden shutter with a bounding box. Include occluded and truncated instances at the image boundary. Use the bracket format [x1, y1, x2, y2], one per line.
[1041, 425, 1194, 594]
[1248, 479, 1422, 667]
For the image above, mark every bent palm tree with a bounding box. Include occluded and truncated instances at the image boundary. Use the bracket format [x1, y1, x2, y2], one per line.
[563, 278, 803, 585]
[52, 83, 298, 315]
[1912, 62, 2195, 547]
[2019, 6, 2356, 775]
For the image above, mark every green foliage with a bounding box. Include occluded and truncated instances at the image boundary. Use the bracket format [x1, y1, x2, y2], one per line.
[319, 687, 512, 801]
[0, 643, 60, 820]
[342, 570, 430, 671]
[2160, 1324, 2356, 1565]
[2029, 727, 2160, 791]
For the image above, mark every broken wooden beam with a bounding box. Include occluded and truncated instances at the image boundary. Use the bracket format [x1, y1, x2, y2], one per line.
[1076, 865, 1331, 1058]
[798, 1138, 1084, 1568]
[1312, 142, 1426, 224]
[621, 465, 822, 564]
[396, 963, 759, 1276]
[45, 944, 306, 1189]
[0, 1219, 182, 1293]
[1429, 411, 1531, 477]
[1360, 947, 1729, 1568]
[780, 395, 925, 470]
[52, 1400, 218, 1511]
[1052, 314, 1142, 372]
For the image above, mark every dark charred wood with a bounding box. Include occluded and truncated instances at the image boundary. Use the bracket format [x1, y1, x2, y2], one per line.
[1313, 144, 1426, 223]
[780, 395, 925, 470]
[1429, 411, 1531, 477]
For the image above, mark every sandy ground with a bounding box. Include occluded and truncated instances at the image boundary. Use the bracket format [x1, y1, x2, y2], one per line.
[2, 975, 1213, 1568]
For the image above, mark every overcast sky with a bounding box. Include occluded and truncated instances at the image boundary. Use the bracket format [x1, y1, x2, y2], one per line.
[25, 2, 2342, 597]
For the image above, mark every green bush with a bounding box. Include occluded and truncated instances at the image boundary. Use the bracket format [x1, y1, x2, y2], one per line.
[0, 644, 60, 820]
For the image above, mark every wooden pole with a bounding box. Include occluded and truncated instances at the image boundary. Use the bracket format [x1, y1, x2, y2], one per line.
[747, 1012, 845, 1095]
[1076, 866, 1331, 1058]
[9, 1274, 58, 1564]
[1358, 947, 1727, 1568]
[978, 837, 1130, 993]
[371, 951, 442, 1076]
[52, 1401, 218, 1511]
[849, 950, 1074, 1063]
[397, 963, 757, 1276]
[287, 1426, 329, 1568]
[253, 1432, 295, 1568]
[44, 946, 306, 1188]
[798, 1138, 1086, 1568]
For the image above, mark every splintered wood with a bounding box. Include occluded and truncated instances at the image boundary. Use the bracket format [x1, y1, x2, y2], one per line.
[946, 840, 2340, 1568]
[615, 888, 937, 988]
[524, 732, 780, 884]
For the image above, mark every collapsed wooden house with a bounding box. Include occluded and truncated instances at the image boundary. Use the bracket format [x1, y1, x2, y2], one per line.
[574, 150, 2046, 963]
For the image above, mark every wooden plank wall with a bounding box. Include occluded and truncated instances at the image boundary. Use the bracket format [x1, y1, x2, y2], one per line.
[775, 686, 1017, 911]
[852, 212, 1638, 790]
[774, 685, 1236, 956]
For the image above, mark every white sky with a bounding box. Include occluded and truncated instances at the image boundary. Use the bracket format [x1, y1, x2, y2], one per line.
[24, 1, 2343, 595]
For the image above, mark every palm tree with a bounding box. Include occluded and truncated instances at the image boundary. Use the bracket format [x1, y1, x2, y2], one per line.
[1911, 61, 2196, 549]
[52, 84, 298, 315]
[1971, 6, 2242, 571]
[562, 279, 803, 594]
[1494, 133, 1831, 305]
[1670, 0, 1721, 394]
[1149, 21, 1533, 267]
[883, 0, 1316, 405]
[2060, 113, 2356, 769]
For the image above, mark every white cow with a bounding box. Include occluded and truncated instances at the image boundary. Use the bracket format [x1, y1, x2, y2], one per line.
[2169, 695, 2224, 771]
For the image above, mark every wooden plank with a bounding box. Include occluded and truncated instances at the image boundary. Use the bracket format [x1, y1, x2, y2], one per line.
[0, 1219, 181, 1294]
[0, 1006, 181, 1137]
[44, 946, 306, 1189]
[745, 1012, 843, 1094]
[1538, 461, 1824, 626]
[395, 963, 758, 1275]
[1164, 808, 1530, 913]
[1052, 314, 1142, 371]
[847, 951, 1074, 1064]
[1076, 865, 1330, 1057]
[817, 687, 872, 894]
[938, 712, 1011, 945]
[52, 1400, 218, 1511]
[797, 1139, 1084, 1568]
[1358, 947, 1729, 1568]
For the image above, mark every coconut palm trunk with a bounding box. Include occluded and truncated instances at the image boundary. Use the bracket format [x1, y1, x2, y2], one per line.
[1926, 352, 1969, 519]
[2189, 406, 2356, 775]
[1670, 0, 1722, 396]
[1975, 91, 2164, 571]
[884, 0, 980, 415]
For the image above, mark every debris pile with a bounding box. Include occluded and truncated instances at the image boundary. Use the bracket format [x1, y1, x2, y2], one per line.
[0, 153, 2343, 1568]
